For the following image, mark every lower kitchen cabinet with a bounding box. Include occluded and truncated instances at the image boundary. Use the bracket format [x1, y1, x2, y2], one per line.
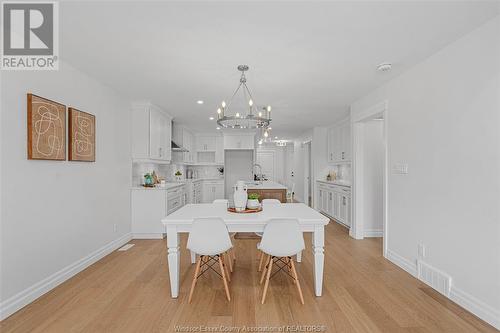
[247, 189, 287, 203]
[317, 181, 351, 227]
[131, 184, 186, 239]
[202, 180, 224, 203]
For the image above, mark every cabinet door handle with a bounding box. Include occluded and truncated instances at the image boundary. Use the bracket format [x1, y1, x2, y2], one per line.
[159, 147, 162, 157]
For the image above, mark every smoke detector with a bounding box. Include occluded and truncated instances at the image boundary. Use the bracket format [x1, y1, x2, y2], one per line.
[377, 63, 392, 72]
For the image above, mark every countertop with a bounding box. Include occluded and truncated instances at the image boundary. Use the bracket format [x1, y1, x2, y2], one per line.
[316, 179, 351, 187]
[131, 178, 224, 190]
[245, 181, 288, 190]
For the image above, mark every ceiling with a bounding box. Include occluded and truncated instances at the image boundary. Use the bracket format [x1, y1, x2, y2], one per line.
[60, 1, 499, 140]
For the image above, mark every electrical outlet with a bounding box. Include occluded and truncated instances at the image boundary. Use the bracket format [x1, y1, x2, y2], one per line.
[113, 224, 118, 233]
[418, 243, 426, 258]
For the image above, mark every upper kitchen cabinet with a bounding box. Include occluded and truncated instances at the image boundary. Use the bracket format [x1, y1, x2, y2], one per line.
[131, 102, 172, 162]
[172, 123, 194, 164]
[224, 133, 255, 150]
[196, 135, 217, 152]
[193, 134, 223, 165]
[327, 119, 351, 164]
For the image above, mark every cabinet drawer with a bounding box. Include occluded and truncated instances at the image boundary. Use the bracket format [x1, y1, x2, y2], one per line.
[167, 186, 184, 197]
[167, 195, 182, 214]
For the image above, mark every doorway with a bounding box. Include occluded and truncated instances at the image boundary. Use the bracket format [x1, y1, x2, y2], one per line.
[352, 102, 388, 256]
[304, 141, 312, 207]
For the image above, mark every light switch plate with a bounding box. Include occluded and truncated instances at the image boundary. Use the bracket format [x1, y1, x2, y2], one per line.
[392, 163, 408, 174]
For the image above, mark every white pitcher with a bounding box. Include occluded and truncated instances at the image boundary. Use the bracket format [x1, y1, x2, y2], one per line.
[233, 180, 248, 212]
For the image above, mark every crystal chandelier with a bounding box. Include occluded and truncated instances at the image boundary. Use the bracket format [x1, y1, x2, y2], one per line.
[216, 65, 272, 130]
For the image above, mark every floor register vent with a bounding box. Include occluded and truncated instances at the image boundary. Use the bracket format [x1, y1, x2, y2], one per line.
[417, 260, 452, 297]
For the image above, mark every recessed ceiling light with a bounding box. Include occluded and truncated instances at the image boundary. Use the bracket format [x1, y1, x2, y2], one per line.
[274, 136, 278, 139]
[216, 127, 221, 130]
[197, 100, 204, 104]
[209, 116, 214, 120]
[376, 63, 392, 72]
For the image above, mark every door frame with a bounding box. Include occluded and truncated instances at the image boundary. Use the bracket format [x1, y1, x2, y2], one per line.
[303, 140, 312, 206]
[351, 101, 388, 257]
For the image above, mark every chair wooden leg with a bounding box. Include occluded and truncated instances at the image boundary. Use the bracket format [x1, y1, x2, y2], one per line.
[226, 251, 233, 273]
[290, 258, 304, 305]
[261, 256, 273, 304]
[188, 256, 203, 303]
[222, 253, 231, 282]
[218, 255, 231, 301]
[260, 255, 270, 284]
[258, 251, 265, 272]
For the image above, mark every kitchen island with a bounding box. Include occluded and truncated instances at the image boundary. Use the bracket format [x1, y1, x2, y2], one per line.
[246, 180, 288, 202]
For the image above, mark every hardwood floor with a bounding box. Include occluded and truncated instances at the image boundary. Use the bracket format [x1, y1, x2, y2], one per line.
[1, 222, 497, 333]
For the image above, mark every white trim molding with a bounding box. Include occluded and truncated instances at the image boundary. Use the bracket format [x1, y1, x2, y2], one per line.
[450, 287, 500, 329]
[0, 233, 132, 321]
[385, 249, 417, 277]
[364, 229, 383, 237]
[385, 249, 500, 329]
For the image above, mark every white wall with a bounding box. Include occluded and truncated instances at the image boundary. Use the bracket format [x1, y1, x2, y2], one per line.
[351, 16, 500, 328]
[0, 61, 132, 319]
[362, 120, 384, 236]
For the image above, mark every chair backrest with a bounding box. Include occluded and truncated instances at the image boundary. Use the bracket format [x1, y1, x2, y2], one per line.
[262, 199, 281, 205]
[259, 219, 305, 257]
[213, 199, 229, 204]
[187, 218, 232, 255]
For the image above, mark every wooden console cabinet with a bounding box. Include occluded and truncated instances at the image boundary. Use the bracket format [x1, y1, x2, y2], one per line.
[247, 188, 286, 203]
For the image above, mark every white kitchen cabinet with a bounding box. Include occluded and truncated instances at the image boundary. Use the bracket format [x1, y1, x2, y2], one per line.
[132, 102, 172, 162]
[196, 135, 217, 152]
[224, 134, 255, 150]
[327, 120, 351, 164]
[316, 181, 351, 227]
[172, 123, 195, 164]
[131, 184, 186, 239]
[215, 136, 224, 164]
[202, 180, 225, 203]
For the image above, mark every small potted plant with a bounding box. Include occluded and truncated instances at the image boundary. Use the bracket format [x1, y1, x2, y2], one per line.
[247, 193, 260, 209]
[143, 173, 154, 187]
[174, 170, 183, 181]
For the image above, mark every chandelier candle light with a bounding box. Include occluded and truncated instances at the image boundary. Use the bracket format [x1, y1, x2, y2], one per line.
[216, 65, 272, 130]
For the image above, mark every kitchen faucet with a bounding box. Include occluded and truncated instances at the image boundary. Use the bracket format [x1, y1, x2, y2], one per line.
[252, 163, 263, 184]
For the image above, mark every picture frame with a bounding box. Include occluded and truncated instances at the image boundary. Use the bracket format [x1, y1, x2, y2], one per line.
[27, 93, 66, 161]
[68, 107, 96, 162]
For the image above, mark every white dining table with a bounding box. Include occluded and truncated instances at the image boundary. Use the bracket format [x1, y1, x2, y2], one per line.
[161, 203, 330, 298]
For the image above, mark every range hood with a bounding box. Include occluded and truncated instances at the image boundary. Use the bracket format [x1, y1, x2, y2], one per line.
[171, 141, 189, 152]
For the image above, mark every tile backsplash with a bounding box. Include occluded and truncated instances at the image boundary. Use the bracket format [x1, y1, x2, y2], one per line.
[132, 163, 223, 186]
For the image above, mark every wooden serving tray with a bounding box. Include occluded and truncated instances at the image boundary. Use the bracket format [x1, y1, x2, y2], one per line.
[227, 207, 262, 214]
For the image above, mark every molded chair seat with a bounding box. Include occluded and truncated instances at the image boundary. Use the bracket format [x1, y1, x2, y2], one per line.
[187, 218, 233, 302]
[258, 219, 305, 304]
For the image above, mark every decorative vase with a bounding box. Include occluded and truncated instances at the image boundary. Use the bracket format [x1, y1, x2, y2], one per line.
[233, 180, 248, 212]
[247, 199, 260, 209]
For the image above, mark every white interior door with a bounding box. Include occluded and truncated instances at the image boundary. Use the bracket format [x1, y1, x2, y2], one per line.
[256, 151, 275, 181]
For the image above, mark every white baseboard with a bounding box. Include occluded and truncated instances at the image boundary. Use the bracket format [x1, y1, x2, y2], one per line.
[385, 249, 417, 277]
[0, 233, 132, 321]
[450, 286, 500, 329]
[385, 249, 499, 330]
[364, 229, 383, 237]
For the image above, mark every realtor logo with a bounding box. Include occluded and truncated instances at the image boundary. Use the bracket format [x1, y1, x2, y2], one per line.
[1, 1, 59, 70]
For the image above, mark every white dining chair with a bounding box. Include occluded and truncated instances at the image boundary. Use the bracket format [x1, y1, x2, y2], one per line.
[213, 199, 229, 204]
[187, 218, 233, 303]
[286, 183, 295, 203]
[212, 199, 235, 272]
[262, 199, 281, 205]
[257, 198, 302, 269]
[258, 219, 305, 304]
